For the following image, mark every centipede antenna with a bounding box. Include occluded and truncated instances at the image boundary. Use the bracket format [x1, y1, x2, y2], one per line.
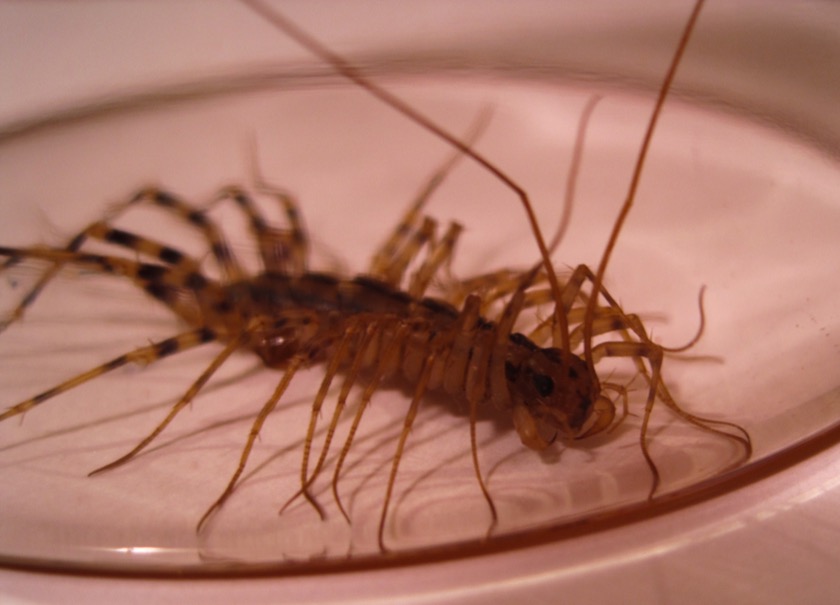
[547, 94, 603, 256]
[583, 0, 706, 368]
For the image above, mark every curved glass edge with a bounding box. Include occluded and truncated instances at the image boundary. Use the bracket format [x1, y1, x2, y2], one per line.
[0, 413, 838, 577]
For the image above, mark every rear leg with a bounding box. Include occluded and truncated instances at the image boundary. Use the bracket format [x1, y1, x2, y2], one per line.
[0, 245, 224, 329]
[0, 244, 236, 427]
[0, 187, 244, 332]
[123, 187, 247, 283]
[88, 333, 246, 475]
[0, 328, 217, 422]
[214, 183, 310, 277]
[1, 180, 313, 332]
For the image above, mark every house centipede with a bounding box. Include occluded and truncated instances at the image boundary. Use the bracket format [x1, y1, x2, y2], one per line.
[0, 0, 752, 556]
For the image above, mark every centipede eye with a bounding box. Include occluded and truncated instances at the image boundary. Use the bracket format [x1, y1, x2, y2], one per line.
[532, 373, 554, 397]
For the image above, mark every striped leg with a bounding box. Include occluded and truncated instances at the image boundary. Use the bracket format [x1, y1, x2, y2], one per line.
[0, 187, 243, 332]
[0, 328, 217, 422]
[216, 184, 310, 276]
[88, 333, 246, 475]
[0, 246, 223, 328]
[124, 188, 246, 282]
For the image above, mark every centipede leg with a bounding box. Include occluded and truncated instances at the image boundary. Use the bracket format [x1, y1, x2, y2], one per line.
[455, 295, 499, 531]
[215, 184, 310, 276]
[331, 322, 411, 524]
[287, 331, 379, 521]
[377, 349, 435, 552]
[515, 260, 750, 486]
[88, 333, 246, 475]
[651, 375, 751, 454]
[553, 263, 705, 366]
[374, 295, 496, 548]
[445, 268, 529, 310]
[0, 187, 246, 333]
[377, 216, 438, 288]
[125, 188, 247, 281]
[439, 94, 605, 317]
[280, 322, 370, 520]
[526, 299, 645, 350]
[589, 333, 750, 496]
[0, 328, 217, 422]
[0, 246, 225, 329]
[306, 323, 379, 481]
[438, 93, 603, 309]
[468, 371, 497, 536]
[408, 221, 463, 299]
[449, 93, 604, 308]
[368, 195, 428, 282]
[566, 265, 747, 442]
[197, 356, 305, 532]
[368, 109, 491, 282]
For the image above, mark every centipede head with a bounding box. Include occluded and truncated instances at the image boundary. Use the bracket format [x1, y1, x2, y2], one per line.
[505, 344, 615, 450]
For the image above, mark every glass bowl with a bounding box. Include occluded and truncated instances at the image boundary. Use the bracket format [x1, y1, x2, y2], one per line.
[1, 0, 838, 577]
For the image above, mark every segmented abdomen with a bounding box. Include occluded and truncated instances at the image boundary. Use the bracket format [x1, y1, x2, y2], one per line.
[241, 271, 511, 404]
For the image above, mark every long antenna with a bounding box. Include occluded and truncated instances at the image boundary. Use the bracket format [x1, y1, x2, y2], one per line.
[583, 0, 706, 367]
[239, 0, 573, 356]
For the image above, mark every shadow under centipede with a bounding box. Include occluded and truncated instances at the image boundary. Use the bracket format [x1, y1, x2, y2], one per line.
[102, 394, 319, 475]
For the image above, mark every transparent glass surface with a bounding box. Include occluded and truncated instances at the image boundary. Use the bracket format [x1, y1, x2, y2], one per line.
[0, 0, 838, 576]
